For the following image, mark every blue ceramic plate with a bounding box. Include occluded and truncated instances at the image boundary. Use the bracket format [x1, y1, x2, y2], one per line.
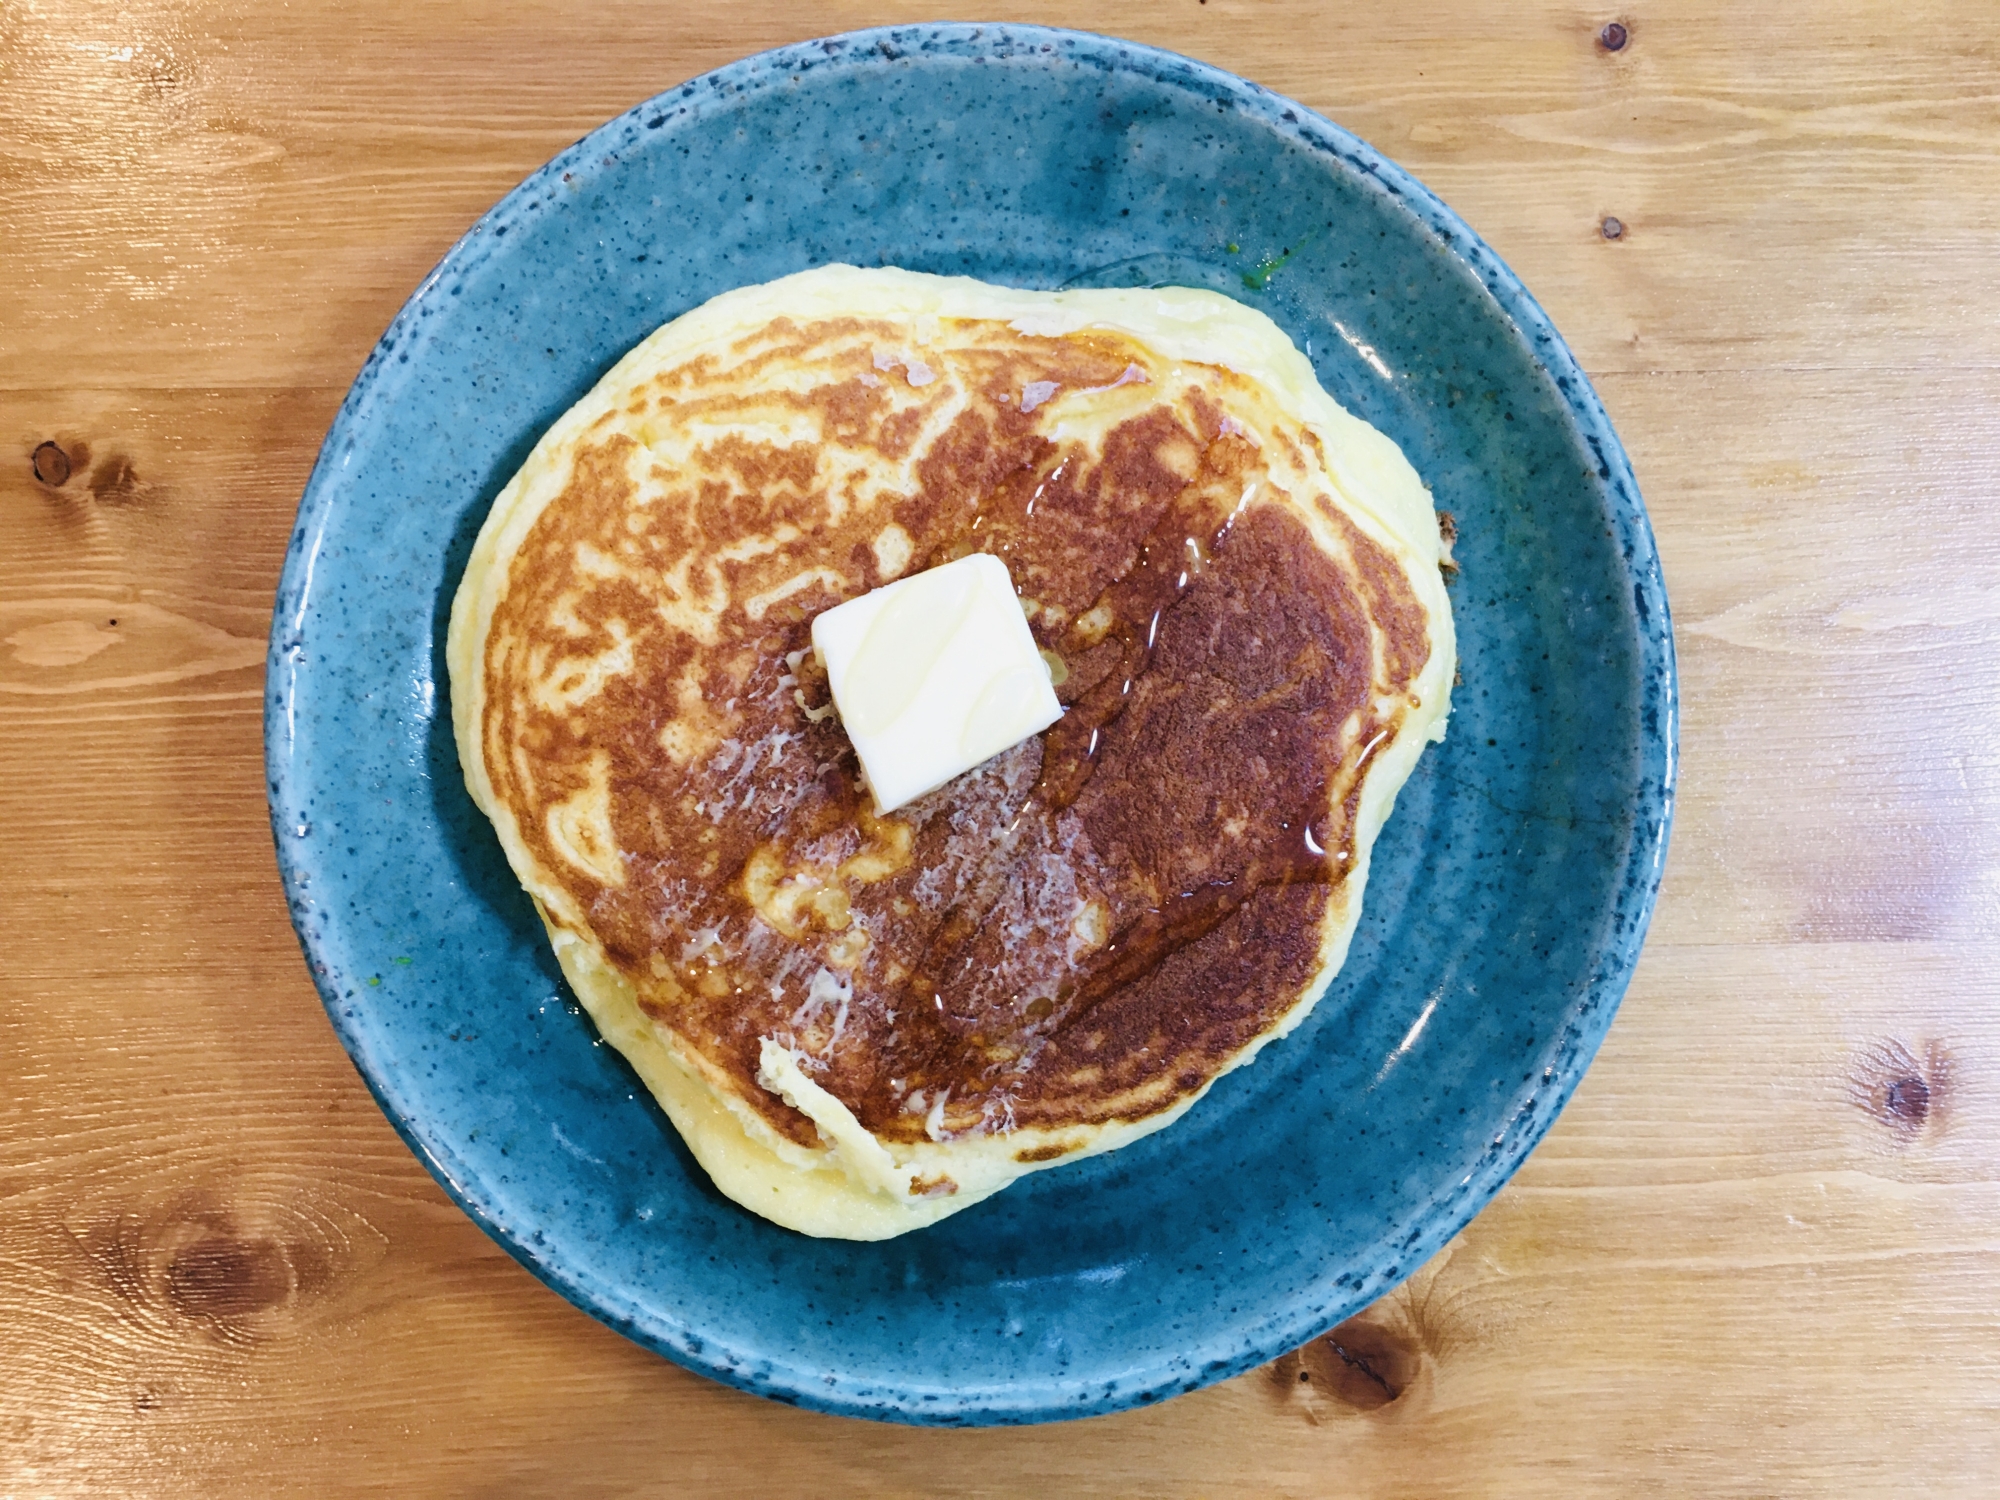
[267, 24, 1673, 1425]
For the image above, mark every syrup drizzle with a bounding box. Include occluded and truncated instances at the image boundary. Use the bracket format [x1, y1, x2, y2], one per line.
[1035, 487, 1222, 814]
[880, 441, 1391, 1117]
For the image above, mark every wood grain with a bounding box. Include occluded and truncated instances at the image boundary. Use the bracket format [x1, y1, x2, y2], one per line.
[5, 1, 1999, 1494]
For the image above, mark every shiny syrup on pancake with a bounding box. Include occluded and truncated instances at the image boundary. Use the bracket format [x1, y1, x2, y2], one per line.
[478, 319, 1433, 1151]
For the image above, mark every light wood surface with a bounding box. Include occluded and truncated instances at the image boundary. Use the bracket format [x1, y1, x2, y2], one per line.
[5, 2, 1999, 1494]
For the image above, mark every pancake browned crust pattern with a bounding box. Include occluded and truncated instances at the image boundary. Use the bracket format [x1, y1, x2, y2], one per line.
[451, 268, 1453, 1236]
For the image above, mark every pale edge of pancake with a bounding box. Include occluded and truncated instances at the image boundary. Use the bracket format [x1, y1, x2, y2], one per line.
[447, 265, 1458, 1239]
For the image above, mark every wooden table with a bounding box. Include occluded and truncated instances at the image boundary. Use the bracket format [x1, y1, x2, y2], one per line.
[6, 2, 1998, 1493]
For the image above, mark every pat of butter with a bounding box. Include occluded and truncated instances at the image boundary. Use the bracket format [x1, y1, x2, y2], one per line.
[811, 553, 1062, 814]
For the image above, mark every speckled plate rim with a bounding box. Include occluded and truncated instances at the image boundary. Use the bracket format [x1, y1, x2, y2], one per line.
[266, 22, 1676, 1425]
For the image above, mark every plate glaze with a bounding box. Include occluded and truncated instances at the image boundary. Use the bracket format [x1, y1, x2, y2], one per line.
[266, 24, 1673, 1425]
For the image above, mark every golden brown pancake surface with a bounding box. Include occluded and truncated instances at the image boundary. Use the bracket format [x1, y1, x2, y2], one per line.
[449, 267, 1454, 1236]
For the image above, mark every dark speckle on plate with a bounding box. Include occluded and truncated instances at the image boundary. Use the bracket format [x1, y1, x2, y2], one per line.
[266, 22, 1673, 1427]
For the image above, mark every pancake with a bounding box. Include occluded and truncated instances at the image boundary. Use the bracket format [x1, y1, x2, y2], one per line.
[447, 266, 1455, 1238]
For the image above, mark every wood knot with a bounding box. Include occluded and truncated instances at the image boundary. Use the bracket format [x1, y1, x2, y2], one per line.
[1884, 1075, 1929, 1123]
[1599, 21, 1630, 51]
[65, 1188, 355, 1346]
[1265, 1313, 1421, 1417]
[1850, 1040, 1950, 1140]
[167, 1237, 291, 1321]
[32, 442, 72, 486]
[89, 453, 143, 504]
